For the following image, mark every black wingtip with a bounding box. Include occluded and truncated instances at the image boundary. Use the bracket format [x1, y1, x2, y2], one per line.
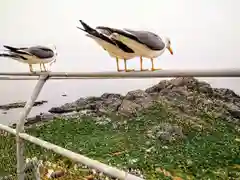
[0, 53, 27, 60]
[79, 20, 84, 24]
[78, 20, 95, 33]
[78, 20, 87, 27]
[77, 20, 117, 46]
[79, 20, 87, 26]
[3, 45, 18, 52]
[3, 45, 11, 49]
[0, 53, 14, 58]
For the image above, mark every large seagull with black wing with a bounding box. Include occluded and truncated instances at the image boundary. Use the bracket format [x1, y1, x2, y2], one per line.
[96, 26, 174, 71]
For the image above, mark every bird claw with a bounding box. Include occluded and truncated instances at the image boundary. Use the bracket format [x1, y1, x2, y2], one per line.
[140, 69, 149, 71]
[125, 69, 135, 72]
[151, 68, 162, 71]
[30, 71, 37, 74]
[40, 70, 50, 73]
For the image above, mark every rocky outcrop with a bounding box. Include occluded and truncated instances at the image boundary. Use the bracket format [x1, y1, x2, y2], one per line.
[13, 77, 240, 128]
[0, 100, 48, 110]
[48, 77, 240, 126]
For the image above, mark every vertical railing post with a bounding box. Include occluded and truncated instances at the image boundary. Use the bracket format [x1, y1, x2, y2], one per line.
[16, 74, 49, 180]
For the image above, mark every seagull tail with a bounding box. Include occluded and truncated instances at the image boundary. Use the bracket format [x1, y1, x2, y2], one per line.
[0, 53, 17, 58]
[78, 20, 96, 34]
[77, 20, 116, 46]
[3, 45, 19, 52]
[0, 53, 27, 60]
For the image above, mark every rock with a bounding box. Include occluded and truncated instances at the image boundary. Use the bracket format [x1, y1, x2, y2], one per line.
[213, 88, 240, 102]
[100, 93, 123, 100]
[125, 90, 154, 109]
[97, 94, 123, 114]
[118, 99, 142, 116]
[49, 104, 76, 114]
[125, 89, 149, 100]
[153, 123, 185, 142]
[159, 86, 189, 103]
[49, 94, 123, 114]
[11, 113, 56, 128]
[224, 103, 240, 124]
[0, 100, 48, 110]
[145, 80, 172, 94]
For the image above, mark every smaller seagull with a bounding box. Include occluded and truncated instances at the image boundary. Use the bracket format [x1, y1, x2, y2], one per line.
[96, 27, 173, 71]
[77, 20, 137, 72]
[0, 44, 57, 72]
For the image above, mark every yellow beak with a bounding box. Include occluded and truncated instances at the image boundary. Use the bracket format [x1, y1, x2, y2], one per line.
[168, 46, 173, 55]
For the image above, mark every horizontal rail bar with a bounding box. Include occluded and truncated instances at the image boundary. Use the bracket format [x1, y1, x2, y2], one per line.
[0, 77, 39, 80]
[0, 77, 121, 80]
[0, 76, 176, 80]
[0, 124, 144, 180]
[0, 76, 167, 80]
[0, 69, 240, 78]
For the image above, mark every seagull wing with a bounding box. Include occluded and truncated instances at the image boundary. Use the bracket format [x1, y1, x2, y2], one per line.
[95, 26, 135, 53]
[24, 46, 55, 59]
[96, 26, 114, 36]
[3, 45, 31, 55]
[0, 53, 27, 60]
[123, 29, 165, 50]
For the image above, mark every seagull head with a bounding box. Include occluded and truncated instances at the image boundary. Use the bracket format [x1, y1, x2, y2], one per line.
[164, 37, 173, 55]
[46, 44, 57, 56]
[46, 44, 57, 65]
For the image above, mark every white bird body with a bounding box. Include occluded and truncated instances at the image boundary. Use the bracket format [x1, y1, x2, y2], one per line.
[111, 34, 168, 58]
[13, 54, 55, 64]
[109, 31, 172, 59]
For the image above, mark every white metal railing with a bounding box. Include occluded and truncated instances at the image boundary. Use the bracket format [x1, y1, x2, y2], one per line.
[0, 69, 240, 180]
[1, 68, 240, 78]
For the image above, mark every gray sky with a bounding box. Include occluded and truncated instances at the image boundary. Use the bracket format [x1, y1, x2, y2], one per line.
[1, 0, 239, 71]
[0, 0, 239, 110]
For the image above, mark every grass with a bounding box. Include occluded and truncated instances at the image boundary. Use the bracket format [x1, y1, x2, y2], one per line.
[0, 102, 240, 179]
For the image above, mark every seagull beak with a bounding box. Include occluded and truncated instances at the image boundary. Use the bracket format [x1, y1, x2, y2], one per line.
[167, 46, 173, 55]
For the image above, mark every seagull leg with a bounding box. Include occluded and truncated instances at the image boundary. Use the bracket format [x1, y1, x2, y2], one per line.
[140, 56, 148, 71]
[43, 63, 47, 72]
[116, 57, 123, 72]
[124, 59, 134, 72]
[151, 58, 162, 71]
[29, 64, 34, 73]
[40, 63, 43, 72]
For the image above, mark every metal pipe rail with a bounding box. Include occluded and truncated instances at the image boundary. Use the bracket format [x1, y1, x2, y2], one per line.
[0, 68, 240, 78]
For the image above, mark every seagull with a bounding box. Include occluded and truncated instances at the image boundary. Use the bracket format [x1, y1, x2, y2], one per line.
[0, 44, 57, 72]
[77, 20, 137, 72]
[96, 26, 173, 71]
